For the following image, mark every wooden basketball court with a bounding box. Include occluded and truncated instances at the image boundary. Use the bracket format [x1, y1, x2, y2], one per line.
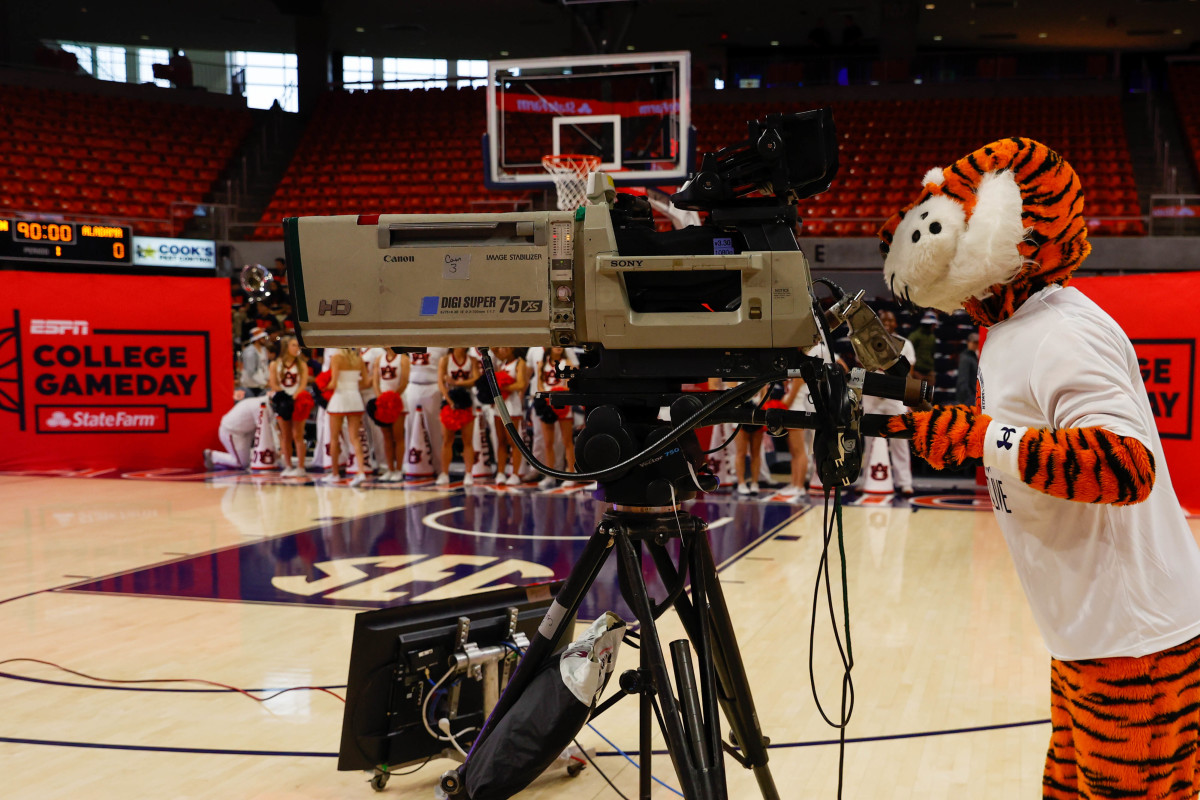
[3, 471, 1196, 799]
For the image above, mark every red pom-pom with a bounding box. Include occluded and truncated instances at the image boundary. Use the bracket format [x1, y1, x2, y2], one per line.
[550, 385, 571, 420]
[440, 404, 474, 432]
[495, 371, 516, 393]
[313, 371, 334, 401]
[375, 390, 404, 424]
[292, 390, 315, 421]
[763, 399, 788, 411]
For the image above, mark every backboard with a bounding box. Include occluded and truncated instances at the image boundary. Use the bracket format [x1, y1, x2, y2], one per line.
[485, 51, 691, 190]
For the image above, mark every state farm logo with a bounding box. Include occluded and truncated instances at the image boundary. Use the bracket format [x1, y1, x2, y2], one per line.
[30, 319, 89, 335]
[36, 405, 168, 434]
[44, 411, 72, 428]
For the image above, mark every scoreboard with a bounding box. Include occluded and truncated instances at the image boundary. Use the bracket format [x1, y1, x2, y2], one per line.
[0, 219, 133, 266]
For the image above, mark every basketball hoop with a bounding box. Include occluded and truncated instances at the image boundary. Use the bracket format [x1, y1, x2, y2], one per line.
[541, 154, 601, 211]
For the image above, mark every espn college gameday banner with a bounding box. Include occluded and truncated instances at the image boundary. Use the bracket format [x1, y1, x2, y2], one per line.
[1073, 272, 1199, 510]
[0, 270, 232, 472]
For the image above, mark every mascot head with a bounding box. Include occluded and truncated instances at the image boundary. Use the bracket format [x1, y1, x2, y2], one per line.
[878, 137, 1090, 326]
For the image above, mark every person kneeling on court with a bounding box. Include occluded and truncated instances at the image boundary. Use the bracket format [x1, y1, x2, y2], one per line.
[205, 395, 267, 471]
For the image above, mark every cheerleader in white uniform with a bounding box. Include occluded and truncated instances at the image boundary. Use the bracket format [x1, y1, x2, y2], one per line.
[270, 335, 309, 476]
[536, 346, 578, 489]
[491, 346, 529, 486]
[403, 347, 447, 475]
[373, 349, 409, 482]
[436, 347, 480, 486]
[326, 347, 370, 486]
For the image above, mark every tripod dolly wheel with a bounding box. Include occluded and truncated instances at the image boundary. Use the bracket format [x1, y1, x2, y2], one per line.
[368, 768, 390, 792]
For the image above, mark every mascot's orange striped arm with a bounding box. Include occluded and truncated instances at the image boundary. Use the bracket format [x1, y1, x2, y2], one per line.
[883, 406, 1156, 506]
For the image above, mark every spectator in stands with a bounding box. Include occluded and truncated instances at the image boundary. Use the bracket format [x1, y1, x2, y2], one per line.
[908, 311, 938, 386]
[325, 347, 371, 487]
[956, 332, 980, 404]
[204, 396, 267, 471]
[808, 18, 832, 48]
[841, 14, 863, 46]
[240, 328, 270, 397]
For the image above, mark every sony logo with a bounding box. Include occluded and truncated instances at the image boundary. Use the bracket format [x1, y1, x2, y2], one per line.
[31, 319, 89, 335]
[609, 259, 644, 267]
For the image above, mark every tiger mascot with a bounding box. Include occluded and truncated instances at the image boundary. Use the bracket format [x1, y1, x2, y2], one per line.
[878, 137, 1200, 798]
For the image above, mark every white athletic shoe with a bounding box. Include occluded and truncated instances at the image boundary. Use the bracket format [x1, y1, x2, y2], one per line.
[505, 474, 522, 487]
[538, 476, 557, 490]
[736, 482, 751, 496]
[293, 466, 307, 478]
[463, 473, 474, 487]
[349, 472, 367, 487]
[387, 471, 404, 483]
[780, 485, 800, 497]
[749, 481, 760, 495]
[435, 473, 450, 486]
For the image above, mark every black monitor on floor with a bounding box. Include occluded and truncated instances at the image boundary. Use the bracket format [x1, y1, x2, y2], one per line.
[337, 581, 566, 773]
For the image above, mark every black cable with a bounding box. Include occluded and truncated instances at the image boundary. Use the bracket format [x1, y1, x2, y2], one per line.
[807, 486, 855, 800]
[380, 755, 432, 777]
[702, 422, 740, 455]
[477, 347, 780, 483]
[574, 737, 631, 800]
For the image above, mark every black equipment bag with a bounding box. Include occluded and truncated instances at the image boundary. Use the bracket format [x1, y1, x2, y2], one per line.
[461, 613, 625, 800]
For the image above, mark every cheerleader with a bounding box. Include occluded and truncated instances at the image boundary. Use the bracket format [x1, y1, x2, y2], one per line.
[536, 345, 578, 489]
[326, 347, 371, 487]
[269, 335, 310, 476]
[373, 348, 409, 482]
[404, 347, 448, 475]
[733, 384, 767, 496]
[436, 347, 480, 486]
[491, 346, 529, 486]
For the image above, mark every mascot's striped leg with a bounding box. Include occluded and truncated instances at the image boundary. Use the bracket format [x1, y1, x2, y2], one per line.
[1044, 635, 1200, 799]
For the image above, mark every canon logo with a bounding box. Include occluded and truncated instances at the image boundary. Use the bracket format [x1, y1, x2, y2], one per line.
[30, 319, 89, 335]
[609, 259, 644, 268]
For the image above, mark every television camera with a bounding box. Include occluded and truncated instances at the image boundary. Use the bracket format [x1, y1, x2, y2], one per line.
[288, 109, 930, 800]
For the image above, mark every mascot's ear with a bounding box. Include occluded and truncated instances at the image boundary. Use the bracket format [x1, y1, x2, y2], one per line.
[949, 170, 1026, 297]
[922, 166, 945, 187]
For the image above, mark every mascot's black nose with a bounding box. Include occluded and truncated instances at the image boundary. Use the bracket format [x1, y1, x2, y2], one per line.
[912, 230, 921, 243]
[930, 221, 942, 234]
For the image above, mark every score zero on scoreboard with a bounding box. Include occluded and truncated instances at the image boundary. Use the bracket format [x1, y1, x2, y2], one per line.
[0, 219, 132, 266]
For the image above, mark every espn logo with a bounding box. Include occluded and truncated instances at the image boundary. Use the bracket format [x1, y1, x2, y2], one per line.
[36, 405, 168, 434]
[30, 319, 89, 335]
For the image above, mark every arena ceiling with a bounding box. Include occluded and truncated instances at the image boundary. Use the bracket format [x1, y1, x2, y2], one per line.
[16, 0, 1200, 59]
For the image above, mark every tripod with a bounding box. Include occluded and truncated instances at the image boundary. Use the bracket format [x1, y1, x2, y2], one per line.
[442, 405, 779, 800]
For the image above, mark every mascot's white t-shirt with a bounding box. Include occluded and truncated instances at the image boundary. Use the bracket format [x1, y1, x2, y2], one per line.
[978, 284, 1200, 660]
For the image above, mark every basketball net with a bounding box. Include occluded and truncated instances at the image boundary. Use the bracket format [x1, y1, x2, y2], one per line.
[542, 154, 601, 211]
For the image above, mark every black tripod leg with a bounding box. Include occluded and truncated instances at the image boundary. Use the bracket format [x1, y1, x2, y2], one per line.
[695, 533, 780, 800]
[613, 531, 708, 800]
[688, 532, 727, 799]
[649, 532, 780, 800]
